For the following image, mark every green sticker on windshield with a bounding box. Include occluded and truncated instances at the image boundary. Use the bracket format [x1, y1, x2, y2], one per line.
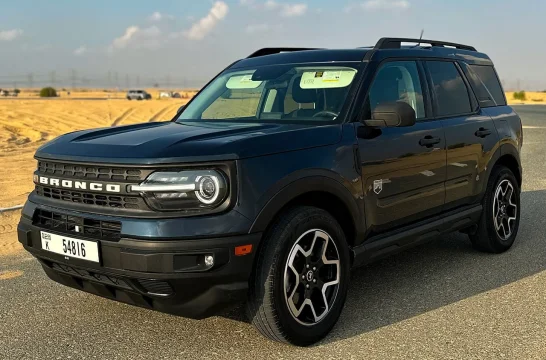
[300, 69, 357, 89]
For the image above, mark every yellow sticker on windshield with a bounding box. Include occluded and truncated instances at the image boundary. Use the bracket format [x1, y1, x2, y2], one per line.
[300, 69, 357, 89]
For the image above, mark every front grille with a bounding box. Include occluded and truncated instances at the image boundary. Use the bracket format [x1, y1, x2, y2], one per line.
[36, 185, 142, 210]
[37, 161, 144, 181]
[34, 209, 122, 241]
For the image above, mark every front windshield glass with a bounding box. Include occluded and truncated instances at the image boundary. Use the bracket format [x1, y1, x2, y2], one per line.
[176, 64, 359, 124]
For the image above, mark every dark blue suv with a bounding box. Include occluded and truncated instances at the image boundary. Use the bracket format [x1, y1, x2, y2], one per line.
[18, 38, 523, 346]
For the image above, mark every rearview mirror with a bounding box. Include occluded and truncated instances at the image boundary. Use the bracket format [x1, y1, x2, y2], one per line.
[363, 101, 416, 128]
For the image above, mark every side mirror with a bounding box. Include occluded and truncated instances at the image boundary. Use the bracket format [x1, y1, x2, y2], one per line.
[363, 101, 416, 128]
[177, 105, 185, 114]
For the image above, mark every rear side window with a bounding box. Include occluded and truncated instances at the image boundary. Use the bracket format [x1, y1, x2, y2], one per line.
[427, 61, 472, 117]
[468, 65, 506, 106]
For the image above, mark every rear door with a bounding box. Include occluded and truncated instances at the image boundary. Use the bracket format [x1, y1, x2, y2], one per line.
[356, 60, 447, 233]
[424, 60, 498, 210]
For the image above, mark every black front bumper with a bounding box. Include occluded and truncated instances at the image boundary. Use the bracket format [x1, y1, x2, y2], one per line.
[18, 207, 261, 319]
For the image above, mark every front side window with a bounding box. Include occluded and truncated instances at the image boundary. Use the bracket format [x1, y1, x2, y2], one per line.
[366, 61, 426, 120]
[427, 61, 472, 117]
[177, 64, 359, 124]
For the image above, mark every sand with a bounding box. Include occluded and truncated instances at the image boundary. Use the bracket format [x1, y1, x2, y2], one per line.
[0, 210, 23, 256]
[506, 91, 546, 105]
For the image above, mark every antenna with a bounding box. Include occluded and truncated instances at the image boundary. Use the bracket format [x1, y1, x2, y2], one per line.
[411, 29, 425, 48]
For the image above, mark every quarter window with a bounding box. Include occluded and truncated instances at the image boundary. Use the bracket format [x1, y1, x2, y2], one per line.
[469, 65, 507, 106]
[367, 61, 426, 120]
[427, 61, 472, 117]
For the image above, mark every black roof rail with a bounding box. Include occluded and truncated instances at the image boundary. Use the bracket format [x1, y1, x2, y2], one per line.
[374, 37, 477, 52]
[247, 47, 321, 58]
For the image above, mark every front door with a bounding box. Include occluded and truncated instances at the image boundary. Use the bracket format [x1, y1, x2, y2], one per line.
[356, 60, 447, 234]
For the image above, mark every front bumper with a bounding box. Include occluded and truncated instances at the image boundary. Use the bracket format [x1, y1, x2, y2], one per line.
[18, 204, 261, 319]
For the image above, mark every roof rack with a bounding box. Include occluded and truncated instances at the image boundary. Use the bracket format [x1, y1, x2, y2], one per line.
[247, 48, 321, 58]
[374, 37, 477, 52]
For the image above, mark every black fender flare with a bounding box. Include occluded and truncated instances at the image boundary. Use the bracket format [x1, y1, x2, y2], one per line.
[249, 173, 365, 245]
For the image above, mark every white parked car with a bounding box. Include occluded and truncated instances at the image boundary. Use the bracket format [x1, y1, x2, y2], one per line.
[126, 90, 151, 100]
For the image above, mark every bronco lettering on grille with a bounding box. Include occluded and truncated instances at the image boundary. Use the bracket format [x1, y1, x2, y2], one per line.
[35, 175, 121, 193]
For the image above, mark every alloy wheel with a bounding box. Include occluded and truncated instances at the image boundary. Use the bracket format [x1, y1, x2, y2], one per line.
[492, 179, 517, 240]
[283, 229, 340, 326]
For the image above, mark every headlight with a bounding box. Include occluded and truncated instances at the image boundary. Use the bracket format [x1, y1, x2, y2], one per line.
[131, 169, 229, 212]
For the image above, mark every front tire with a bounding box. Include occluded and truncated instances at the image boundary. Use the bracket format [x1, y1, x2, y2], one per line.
[470, 166, 521, 253]
[247, 206, 350, 346]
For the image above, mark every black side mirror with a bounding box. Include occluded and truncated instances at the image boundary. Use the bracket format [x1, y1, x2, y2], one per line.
[177, 105, 185, 114]
[363, 101, 416, 128]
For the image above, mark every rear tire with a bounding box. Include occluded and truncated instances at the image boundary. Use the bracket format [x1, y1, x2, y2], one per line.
[470, 166, 520, 253]
[247, 206, 350, 346]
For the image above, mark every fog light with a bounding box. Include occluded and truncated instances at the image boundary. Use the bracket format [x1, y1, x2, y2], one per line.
[204, 255, 214, 267]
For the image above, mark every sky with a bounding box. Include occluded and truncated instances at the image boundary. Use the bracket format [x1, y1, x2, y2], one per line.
[0, 0, 545, 90]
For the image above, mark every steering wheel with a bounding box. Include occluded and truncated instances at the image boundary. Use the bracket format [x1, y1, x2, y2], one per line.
[312, 110, 339, 119]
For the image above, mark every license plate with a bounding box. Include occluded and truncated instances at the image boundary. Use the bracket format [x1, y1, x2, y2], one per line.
[40, 231, 100, 263]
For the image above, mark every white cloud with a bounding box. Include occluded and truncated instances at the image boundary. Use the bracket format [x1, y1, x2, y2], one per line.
[73, 46, 88, 56]
[183, 1, 229, 41]
[109, 25, 162, 51]
[149, 11, 163, 21]
[0, 29, 23, 41]
[148, 11, 174, 22]
[243, 1, 307, 17]
[348, 0, 410, 11]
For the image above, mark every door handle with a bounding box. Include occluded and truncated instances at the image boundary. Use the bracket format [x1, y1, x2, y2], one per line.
[419, 135, 441, 147]
[475, 128, 492, 138]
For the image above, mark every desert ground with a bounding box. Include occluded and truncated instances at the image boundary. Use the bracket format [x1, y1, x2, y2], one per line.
[505, 91, 546, 104]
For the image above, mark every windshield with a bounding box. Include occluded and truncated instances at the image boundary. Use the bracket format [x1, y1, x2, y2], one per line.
[176, 63, 359, 124]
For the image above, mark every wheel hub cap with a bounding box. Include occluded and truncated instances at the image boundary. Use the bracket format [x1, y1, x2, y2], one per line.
[284, 229, 341, 326]
[493, 179, 517, 240]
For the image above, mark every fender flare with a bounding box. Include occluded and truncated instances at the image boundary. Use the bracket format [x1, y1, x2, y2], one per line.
[249, 174, 365, 244]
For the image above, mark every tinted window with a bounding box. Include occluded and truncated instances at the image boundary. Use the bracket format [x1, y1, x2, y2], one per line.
[469, 65, 506, 106]
[427, 61, 472, 117]
[366, 61, 426, 119]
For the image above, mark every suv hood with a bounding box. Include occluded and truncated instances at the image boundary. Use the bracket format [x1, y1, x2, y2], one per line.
[36, 121, 342, 164]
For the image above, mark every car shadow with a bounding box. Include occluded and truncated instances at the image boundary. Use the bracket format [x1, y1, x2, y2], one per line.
[219, 190, 545, 345]
[318, 189, 545, 344]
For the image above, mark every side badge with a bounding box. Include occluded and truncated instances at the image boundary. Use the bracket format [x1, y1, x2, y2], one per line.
[373, 179, 383, 195]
